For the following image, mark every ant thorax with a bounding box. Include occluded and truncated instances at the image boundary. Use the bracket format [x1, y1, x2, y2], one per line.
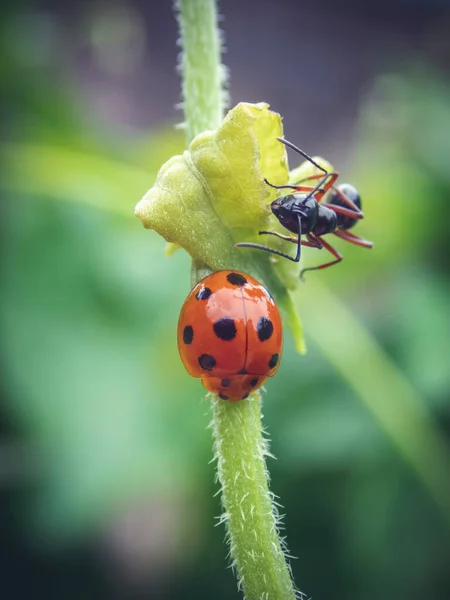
[314, 204, 338, 236]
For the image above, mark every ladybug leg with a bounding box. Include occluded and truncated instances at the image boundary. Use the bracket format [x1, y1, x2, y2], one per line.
[333, 228, 374, 249]
[300, 234, 343, 280]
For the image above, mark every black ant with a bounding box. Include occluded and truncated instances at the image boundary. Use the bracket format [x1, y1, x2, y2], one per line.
[236, 137, 373, 279]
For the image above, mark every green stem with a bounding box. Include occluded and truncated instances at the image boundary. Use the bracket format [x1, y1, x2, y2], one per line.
[176, 3, 297, 597]
[175, 0, 227, 143]
[212, 394, 297, 600]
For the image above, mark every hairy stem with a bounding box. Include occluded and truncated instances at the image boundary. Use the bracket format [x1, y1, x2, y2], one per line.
[212, 394, 297, 600]
[175, 0, 227, 143]
[176, 2, 297, 597]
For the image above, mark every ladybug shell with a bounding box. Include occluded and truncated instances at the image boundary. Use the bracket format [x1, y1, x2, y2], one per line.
[177, 270, 282, 401]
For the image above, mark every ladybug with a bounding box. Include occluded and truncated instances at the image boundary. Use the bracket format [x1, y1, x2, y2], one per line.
[177, 270, 283, 401]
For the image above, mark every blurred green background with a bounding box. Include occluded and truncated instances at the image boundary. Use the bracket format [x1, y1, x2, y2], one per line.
[1, 1, 450, 599]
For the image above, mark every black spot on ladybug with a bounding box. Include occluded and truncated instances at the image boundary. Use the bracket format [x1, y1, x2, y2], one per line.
[183, 325, 194, 344]
[241, 393, 249, 400]
[238, 368, 248, 374]
[221, 378, 231, 388]
[250, 378, 258, 387]
[268, 353, 279, 369]
[257, 317, 273, 342]
[198, 354, 216, 371]
[219, 393, 229, 400]
[213, 318, 237, 341]
[227, 272, 247, 286]
[196, 286, 212, 300]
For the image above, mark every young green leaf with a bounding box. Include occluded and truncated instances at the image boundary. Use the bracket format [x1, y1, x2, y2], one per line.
[136, 101, 305, 352]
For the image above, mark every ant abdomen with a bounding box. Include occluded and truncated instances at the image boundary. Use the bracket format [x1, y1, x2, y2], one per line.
[328, 184, 361, 230]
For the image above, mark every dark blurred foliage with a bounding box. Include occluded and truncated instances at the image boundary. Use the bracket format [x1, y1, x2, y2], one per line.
[1, 1, 450, 599]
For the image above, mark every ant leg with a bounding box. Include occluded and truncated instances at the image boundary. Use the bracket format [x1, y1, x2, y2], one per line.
[332, 186, 361, 213]
[236, 214, 303, 263]
[312, 173, 339, 202]
[326, 203, 364, 220]
[258, 230, 298, 243]
[264, 178, 303, 192]
[291, 172, 340, 203]
[258, 229, 319, 248]
[333, 228, 374, 249]
[302, 239, 321, 248]
[293, 175, 363, 214]
[235, 242, 299, 262]
[293, 213, 302, 261]
[300, 234, 343, 280]
[306, 233, 323, 249]
[264, 178, 327, 195]
[293, 173, 335, 185]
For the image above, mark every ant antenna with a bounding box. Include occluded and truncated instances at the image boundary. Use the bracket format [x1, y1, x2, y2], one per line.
[276, 137, 331, 206]
[277, 137, 328, 175]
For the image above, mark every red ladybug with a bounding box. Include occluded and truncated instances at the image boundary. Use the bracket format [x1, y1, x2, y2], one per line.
[177, 270, 283, 401]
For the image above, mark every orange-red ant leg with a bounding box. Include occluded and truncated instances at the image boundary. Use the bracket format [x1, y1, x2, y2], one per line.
[290, 172, 340, 202]
[326, 203, 363, 220]
[294, 175, 363, 214]
[292, 172, 339, 202]
[306, 233, 323, 248]
[269, 138, 338, 204]
[294, 173, 333, 184]
[311, 173, 338, 202]
[333, 228, 374, 248]
[332, 186, 361, 213]
[264, 172, 338, 203]
[300, 234, 343, 280]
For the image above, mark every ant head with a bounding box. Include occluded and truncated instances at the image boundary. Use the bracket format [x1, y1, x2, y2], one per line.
[271, 195, 301, 230]
[271, 194, 312, 234]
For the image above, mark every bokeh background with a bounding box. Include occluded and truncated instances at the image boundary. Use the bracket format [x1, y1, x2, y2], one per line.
[1, 1, 450, 598]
